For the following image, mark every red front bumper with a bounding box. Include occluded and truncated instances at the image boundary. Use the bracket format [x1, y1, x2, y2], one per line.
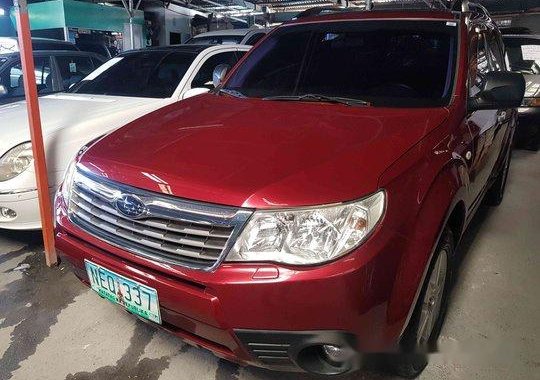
[55, 194, 409, 372]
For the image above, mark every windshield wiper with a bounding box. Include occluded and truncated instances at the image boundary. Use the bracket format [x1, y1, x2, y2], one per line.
[216, 88, 246, 98]
[263, 93, 370, 107]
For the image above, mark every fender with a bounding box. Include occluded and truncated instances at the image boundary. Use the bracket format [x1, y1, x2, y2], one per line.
[377, 119, 471, 344]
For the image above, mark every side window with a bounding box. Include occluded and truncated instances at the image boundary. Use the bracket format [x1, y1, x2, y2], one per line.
[487, 32, 504, 72]
[0, 56, 52, 99]
[469, 33, 489, 97]
[56, 56, 95, 89]
[191, 51, 238, 89]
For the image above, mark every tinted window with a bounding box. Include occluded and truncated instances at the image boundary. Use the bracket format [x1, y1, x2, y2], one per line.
[503, 37, 540, 74]
[469, 33, 490, 97]
[77, 43, 109, 57]
[56, 56, 96, 89]
[0, 58, 7, 66]
[70, 51, 197, 98]
[225, 21, 458, 107]
[191, 51, 244, 89]
[187, 35, 243, 45]
[0, 56, 53, 99]
[244, 33, 266, 46]
[487, 32, 505, 71]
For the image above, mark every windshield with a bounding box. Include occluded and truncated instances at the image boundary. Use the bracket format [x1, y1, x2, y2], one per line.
[186, 35, 243, 45]
[0, 58, 7, 66]
[224, 21, 458, 107]
[504, 37, 540, 75]
[69, 50, 198, 98]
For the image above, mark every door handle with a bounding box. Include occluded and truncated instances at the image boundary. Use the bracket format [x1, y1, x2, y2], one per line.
[497, 111, 507, 123]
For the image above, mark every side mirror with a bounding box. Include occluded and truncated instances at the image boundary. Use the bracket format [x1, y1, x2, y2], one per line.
[469, 71, 526, 111]
[0, 84, 7, 96]
[212, 64, 230, 88]
[182, 87, 210, 100]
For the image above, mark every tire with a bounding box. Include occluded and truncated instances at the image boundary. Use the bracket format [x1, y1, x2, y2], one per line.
[486, 147, 511, 206]
[390, 228, 455, 378]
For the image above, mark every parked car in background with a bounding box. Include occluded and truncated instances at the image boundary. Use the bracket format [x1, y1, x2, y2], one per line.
[186, 28, 270, 46]
[0, 44, 249, 229]
[0, 37, 79, 54]
[55, 7, 524, 379]
[0, 50, 106, 105]
[503, 34, 540, 150]
[75, 40, 119, 59]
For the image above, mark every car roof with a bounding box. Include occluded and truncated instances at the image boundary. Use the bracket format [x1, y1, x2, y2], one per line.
[0, 50, 104, 58]
[192, 28, 265, 38]
[286, 9, 459, 26]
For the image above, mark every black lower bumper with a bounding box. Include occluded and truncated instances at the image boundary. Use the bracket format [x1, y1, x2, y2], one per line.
[235, 329, 359, 375]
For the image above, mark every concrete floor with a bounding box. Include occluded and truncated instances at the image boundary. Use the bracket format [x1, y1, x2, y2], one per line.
[0, 150, 539, 380]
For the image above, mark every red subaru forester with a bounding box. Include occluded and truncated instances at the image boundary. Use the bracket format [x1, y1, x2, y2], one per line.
[54, 4, 525, 378]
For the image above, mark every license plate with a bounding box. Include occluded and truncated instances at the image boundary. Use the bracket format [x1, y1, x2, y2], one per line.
[85, 260, 162, 324]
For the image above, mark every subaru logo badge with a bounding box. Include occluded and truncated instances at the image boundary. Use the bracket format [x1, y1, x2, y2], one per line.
[114, 194, 146, 218]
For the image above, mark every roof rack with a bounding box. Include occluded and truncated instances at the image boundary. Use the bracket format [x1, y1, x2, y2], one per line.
[295, 0, 492, 23]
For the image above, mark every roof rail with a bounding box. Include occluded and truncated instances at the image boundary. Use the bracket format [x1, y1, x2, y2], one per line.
[294, 0, 492, 20]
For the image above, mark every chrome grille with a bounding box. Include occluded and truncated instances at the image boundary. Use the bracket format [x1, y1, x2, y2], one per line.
[68, 168, 252, 271]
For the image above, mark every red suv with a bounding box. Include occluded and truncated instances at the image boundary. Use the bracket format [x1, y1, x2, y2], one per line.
[55, 5, 525, 378]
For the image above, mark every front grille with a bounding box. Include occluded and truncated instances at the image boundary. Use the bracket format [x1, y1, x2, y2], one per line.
[68, 167, 252, 271]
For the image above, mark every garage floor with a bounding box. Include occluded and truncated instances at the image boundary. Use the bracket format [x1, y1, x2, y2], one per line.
[1, 150, 539, 380]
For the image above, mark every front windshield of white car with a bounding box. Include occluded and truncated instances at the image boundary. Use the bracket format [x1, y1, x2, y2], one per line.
[69, 50, 198, 98]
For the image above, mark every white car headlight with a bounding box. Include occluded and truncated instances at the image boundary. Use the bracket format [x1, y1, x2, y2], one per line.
[0, 142, 34, 182]
[227, 191, 385, 265]
[61, 158, 77, 205]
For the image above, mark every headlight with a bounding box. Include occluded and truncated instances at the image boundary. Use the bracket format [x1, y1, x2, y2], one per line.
[0, 142, 33, 182]
[227, 191, 385, 265]
[61, 158, 77, 205]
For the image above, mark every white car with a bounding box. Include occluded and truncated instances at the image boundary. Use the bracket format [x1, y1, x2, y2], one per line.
[0, 44, 250, 229]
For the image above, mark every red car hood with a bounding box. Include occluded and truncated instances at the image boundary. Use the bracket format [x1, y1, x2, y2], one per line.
[81, 94, 449, 208]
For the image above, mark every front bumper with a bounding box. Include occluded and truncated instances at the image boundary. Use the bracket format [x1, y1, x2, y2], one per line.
[55, 194, 408, 373]
[0, 188, 55, 230]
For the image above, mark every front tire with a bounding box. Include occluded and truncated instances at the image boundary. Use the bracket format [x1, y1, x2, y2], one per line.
[391, 228, 455, 378]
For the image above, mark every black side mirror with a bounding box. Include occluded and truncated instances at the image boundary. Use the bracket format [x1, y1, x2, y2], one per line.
[212, 64, 230, 88]
[469, 71, 526, 111]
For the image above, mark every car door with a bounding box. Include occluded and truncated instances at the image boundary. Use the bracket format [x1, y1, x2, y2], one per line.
[0, 54, 54, 105]
[466, 28, 512, 210]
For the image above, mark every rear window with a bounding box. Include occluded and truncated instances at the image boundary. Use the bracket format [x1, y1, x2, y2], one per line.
[503, 37, 540, 74]
[225, 21, 458, 107]
[187, 35, 243, 45]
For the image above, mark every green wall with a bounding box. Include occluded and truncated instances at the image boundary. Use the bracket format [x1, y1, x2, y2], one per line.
[11, 0, 143, 32]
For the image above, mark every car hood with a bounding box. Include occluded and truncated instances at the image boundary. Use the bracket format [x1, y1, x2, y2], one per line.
[81, 94, 450, 209]
[0, 93, 165, 159]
